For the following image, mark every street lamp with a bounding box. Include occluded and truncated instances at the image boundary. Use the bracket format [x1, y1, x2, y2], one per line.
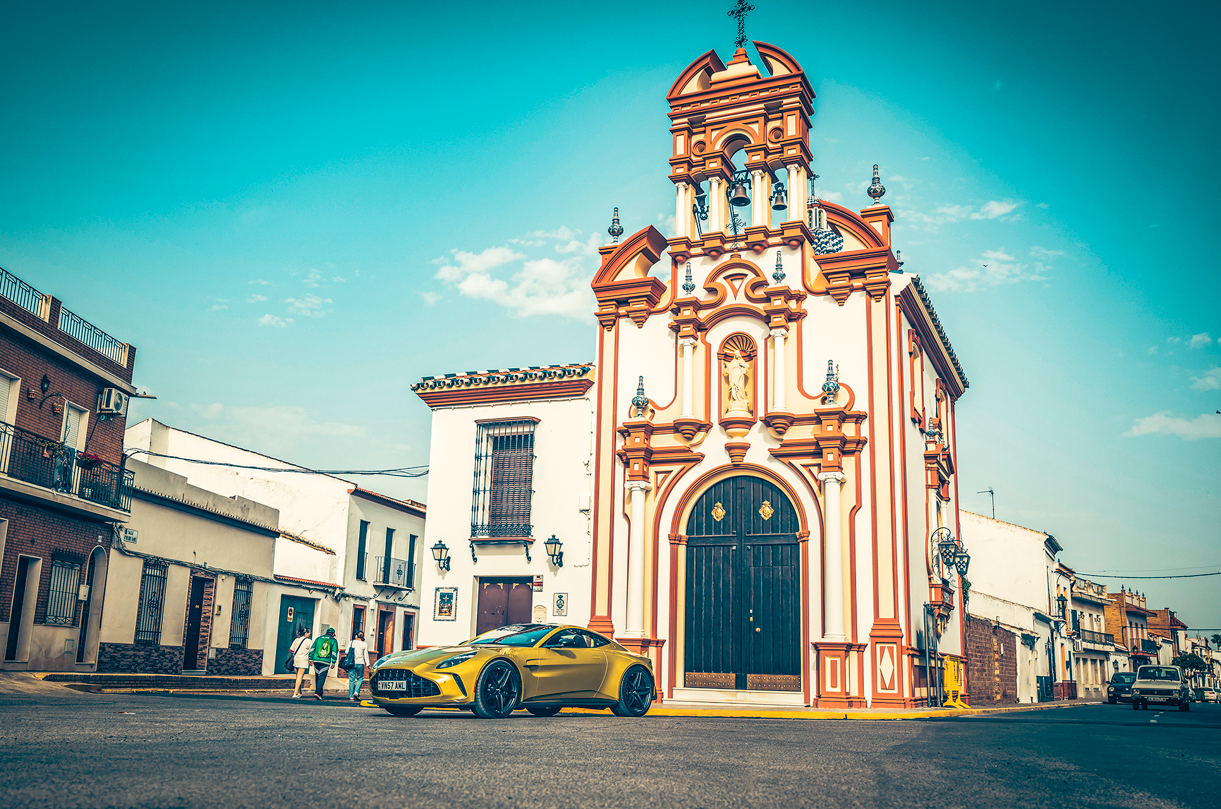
[953, 548, 971, 577]
[544, 534, 563, 568]
[431, 540, 450, 572]
[1056, 593, 1068, 620]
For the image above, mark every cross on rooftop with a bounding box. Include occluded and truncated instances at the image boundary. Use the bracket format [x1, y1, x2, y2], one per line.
[727, 0, 755, 50]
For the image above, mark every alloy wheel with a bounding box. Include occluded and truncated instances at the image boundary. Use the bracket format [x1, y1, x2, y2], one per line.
[477, 662, 520, 718]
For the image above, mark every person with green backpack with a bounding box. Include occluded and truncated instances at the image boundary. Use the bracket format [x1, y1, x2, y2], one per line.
[308, 627, 339, 700]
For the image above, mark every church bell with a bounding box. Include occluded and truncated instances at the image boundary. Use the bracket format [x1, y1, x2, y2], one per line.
[728, 181, 751, 207]
[771, 183, 787, 211]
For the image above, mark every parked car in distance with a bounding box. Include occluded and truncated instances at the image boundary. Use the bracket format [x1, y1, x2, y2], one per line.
[1195, 687, 1218, 703]
[1107, 672, 1137, 703]
[1131, 665, 1191, 711]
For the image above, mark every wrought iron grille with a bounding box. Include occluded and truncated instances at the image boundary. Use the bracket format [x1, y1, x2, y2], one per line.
[45, 558, 81, 626]
[355, 520, 369, 580]
[1140, 638, 1159, 654]
[228, 578, 252, 649]
[0, 266, 44, 315]
[1079, 629, 1113, 645]
[471, 420, 536, 538]
[134, 561, 167, 646]
[0, 420, 134, 512]
[371, 668, 442, 698]
[374, 556, 412, 589]
[57, 306, 125, 364]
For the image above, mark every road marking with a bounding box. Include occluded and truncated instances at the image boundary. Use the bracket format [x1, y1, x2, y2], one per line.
[1151, 720, 1157, 723]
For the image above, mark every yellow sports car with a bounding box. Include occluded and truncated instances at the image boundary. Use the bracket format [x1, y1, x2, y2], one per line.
[368, 623, 655, 718]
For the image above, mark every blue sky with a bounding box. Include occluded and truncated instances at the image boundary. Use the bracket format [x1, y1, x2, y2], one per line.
[2, 1, 1218, 627]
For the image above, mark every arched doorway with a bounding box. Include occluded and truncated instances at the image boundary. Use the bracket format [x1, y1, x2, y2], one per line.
[685, 475, 801, 691]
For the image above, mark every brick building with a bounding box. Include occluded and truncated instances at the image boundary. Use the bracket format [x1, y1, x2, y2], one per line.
[0, 265, 139, 671]
[1104, 588, 1157, 669]
[964, 615, 1019, 706]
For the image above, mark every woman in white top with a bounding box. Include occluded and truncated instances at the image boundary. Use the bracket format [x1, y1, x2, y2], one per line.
[346, 631, 370, 701]
[290, 627, 313, 699]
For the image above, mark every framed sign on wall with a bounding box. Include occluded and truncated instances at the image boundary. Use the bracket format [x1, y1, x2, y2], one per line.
[434, 587, 457, 621]
[552, 593, 567, 617]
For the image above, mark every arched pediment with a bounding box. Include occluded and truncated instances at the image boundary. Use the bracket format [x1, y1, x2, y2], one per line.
[592, 226, 668, 286]
[752, 41, 805, 78]
[821, 202, 888, 251]
[667, 50, 728, 100]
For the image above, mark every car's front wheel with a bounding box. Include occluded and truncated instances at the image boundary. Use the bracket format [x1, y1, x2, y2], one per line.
[611, 665, 654, 717]
[472, 660, 520, 719]
[385, 705, 423, 717]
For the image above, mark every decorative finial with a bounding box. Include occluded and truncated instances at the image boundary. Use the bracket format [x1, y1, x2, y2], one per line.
[727, 0, 755, 50]
[608, 207, 624, 243]
[682, 262, 695, 295]
[631, 376, 649, 419]
[894, 250, 904, 274]
[867, 164, 886, 206]
[772, 250, 785, 284]
[821, 360, 840, 402]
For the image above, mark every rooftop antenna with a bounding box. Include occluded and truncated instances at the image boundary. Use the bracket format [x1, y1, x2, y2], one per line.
[978, 487, 995, 519]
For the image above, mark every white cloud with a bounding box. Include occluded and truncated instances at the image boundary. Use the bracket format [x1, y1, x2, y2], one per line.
[1190, 367, 1221, 391]
[286, 295, 333, 318]
[824, 137, 840, 143]
[1146, 346, 1158, 355]
[1036, 202, 1049, 209]
[433, 229, 600, 320]
[1168, 336, 1182, 344]
[899, 200, 1023, 230]
[303, 270, 327, 288]
[1029, 246, 1064, 260]
[922, 247, 1051, 292]
[1188, 332, 1213, 349]
[250, 279, 270, 286]
[418, 291, 441, 306]
[247, 294, 268, 303]
[1124, 412, 1221, 440]
[258, 314, 293, 328]
[188, 403, 367, 460]
[211, 303, 228, 311]
[816, 190, 845, 203]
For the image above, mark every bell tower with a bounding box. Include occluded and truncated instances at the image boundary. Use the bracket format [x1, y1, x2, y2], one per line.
[666, 40, 815, 261]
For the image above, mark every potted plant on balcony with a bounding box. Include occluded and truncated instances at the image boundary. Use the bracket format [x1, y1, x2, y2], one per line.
[76, 451, 102, 471]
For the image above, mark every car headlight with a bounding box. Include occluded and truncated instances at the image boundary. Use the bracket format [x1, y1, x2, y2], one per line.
[373, 655, 393, 669]
[436, 652, 476, 669]
[1107, 686, 1114, 691]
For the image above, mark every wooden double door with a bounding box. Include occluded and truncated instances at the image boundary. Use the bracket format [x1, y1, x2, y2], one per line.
[476, 578, 534, 636]
[685, 476, 801, 691]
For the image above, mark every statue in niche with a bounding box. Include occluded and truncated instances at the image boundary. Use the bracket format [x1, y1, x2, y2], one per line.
[723, 349, 752, 413]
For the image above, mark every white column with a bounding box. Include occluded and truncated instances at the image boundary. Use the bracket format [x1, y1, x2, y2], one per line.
[750, 169, 765, 228]
[680, 337, 697, 418]
[786, 164, 802, 223]
[818, 472, 847, 641]
[770, 328, 787, 412]
[624, 480, 652, 638]
[708, 177, 723, 234]
[675, 181, 688, 239]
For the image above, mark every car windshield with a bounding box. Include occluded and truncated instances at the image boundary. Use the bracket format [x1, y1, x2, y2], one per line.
[1136, 666, 1180, 681]
[1112, 673, 1136, 684]
[469, 624, 554, 647]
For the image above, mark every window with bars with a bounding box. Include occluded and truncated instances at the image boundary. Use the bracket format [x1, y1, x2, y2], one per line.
[45, 559, 81, 626]
[134, 561, 168, 646]
[229, 578, 252, 649]
[471, 419, 537, 538]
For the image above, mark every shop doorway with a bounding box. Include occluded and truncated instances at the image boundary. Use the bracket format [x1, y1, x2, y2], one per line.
[275, 595, 315, 674]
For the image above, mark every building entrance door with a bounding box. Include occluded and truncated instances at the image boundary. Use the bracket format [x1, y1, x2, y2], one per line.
[475, 578, 533, 636]
[376, 608, 395, 659]
[275, 595, 315, 674]
[684, 475, 801, 691]
[183, 577, 207, 671]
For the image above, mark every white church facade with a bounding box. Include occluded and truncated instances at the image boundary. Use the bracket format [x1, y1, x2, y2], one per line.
[413, 39, 971, 708]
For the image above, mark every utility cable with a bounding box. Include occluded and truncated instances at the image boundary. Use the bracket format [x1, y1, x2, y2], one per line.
[1075, 571, 1221, 580]
[124, 448, 428, 478]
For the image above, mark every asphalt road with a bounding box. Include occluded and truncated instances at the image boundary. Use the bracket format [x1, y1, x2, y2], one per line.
[2, 690, 1219, 809]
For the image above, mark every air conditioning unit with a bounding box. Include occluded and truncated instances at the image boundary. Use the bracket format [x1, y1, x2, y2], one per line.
[98, 388, 128, 416]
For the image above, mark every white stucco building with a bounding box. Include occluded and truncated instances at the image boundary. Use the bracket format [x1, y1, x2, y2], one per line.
[125, 419, 425, 672]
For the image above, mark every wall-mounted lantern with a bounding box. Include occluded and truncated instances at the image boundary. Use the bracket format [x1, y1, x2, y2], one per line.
[544, 534, 563, 568]
[431, 540, 450, 572]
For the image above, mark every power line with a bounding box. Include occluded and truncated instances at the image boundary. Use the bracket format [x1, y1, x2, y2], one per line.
[124, 448, 428, 478]
[1076, 571, 1221, 580]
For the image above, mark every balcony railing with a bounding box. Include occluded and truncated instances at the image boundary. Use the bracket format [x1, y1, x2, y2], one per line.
[57, 306, 125, 365]
[374, 556, 414, 590]
[471, 522, 533, 538]
[0, 421, 133, 512]
[1140, 638, 1159, 654]
[0, 266, 44, 315]
[1078, 629, 1114, 646]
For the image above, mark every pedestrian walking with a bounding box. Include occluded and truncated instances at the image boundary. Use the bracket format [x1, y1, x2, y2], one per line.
[309, 627, 339, 700]
[289, 626, 312, 699]
[347, 631, 370, 701]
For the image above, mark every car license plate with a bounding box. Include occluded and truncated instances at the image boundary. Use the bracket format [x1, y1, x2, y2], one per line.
[382, 680, 407, 691]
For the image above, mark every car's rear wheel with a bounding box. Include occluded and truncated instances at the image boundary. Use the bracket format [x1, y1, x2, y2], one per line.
[611, 665, 654, 717]
[526, 705, 562, 717]
[385, 705, 423, 717]
[472, 660, 520, 719]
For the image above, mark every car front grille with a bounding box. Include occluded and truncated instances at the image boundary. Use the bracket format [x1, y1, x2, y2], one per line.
[371, 668, 442, 698]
